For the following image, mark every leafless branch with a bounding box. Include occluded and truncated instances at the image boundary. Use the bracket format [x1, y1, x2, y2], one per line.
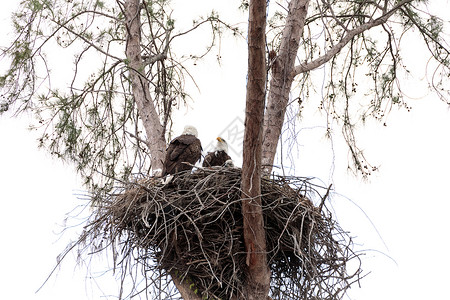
[293, 0, 414, 76]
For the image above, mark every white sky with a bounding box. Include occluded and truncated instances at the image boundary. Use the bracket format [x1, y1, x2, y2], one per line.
[1, 1, 450, 299]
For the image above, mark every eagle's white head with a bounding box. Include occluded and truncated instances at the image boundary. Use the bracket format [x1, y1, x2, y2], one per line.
[215, 137, 229, 153]
[182, 125, 199, 137]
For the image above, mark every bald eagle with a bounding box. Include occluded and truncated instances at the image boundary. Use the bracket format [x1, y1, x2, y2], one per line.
[202, 137, 232, 167]
[162, 125, 202, 176]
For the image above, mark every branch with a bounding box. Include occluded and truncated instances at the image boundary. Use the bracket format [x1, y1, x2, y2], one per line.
[32, 9, 122, 62]
[292, 0, 414, 76]
[125, 130, 150, 147]
[400, 6, 450, 58]
[318, 184, 332, 212]
[123, 0, 166, 172]
[142, 52, 167, 65]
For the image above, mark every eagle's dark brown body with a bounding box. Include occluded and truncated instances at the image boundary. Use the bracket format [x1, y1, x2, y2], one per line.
[163, 134, 202, 175]
[202, 150, 231, 167]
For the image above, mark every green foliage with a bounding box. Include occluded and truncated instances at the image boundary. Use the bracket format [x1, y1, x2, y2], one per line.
[2, 0, 449, 183]
[1, 0, 234, 194]
[239, 0, 249, 11]
[267, 0, 450, 176]
[27, 0, 52, 11]
[399, 5, 450, 99]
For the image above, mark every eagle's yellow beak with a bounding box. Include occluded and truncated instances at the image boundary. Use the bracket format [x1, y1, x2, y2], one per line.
[216, 137, 223, 142]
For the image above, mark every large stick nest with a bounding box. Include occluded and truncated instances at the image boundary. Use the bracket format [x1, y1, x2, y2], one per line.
[78, 167, 362, 299]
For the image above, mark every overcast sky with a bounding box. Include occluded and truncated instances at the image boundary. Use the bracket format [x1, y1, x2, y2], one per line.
[1, 1, 450, 299]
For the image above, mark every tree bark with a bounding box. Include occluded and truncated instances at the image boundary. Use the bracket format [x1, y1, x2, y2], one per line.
[124, 0, 166, 174]
[261, 0, 310, 174]
[125, 1, 200, 299]
[241, 0, 271, 299]
[169, 270, 202, 300]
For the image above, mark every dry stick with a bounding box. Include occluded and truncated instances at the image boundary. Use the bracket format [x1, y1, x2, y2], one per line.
[319, 184, 333, 212]
[51, 168, 363, 299]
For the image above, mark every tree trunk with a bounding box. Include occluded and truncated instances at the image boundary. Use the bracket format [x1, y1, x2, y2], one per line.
[169, 270, 202, 300]
[262, 0, 310, 174]
[124, 0, 166, 174]
[125, 1, 201, 298]
[241, 0, 271, 299]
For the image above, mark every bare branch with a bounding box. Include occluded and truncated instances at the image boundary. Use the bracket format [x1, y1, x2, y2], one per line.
[33, 9, 122, 62]
[293, 0, 415, 76]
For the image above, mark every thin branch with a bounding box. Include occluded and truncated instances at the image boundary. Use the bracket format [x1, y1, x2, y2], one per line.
[126, 130, 150, 148]
[49, 18, 124, 62]
[293, 0, 414, 76]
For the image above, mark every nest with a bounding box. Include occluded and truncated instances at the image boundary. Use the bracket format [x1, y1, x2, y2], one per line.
[77, 167, 362, 299]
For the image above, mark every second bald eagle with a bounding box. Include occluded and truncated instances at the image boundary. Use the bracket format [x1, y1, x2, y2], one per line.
[203, 137, 232, 167]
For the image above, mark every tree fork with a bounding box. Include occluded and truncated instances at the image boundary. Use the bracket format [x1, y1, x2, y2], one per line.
[262, 0, 310, 174]
[241, 0, 271, 299]
[124, 2, 200, 297]
[124, 0, 167, 174]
